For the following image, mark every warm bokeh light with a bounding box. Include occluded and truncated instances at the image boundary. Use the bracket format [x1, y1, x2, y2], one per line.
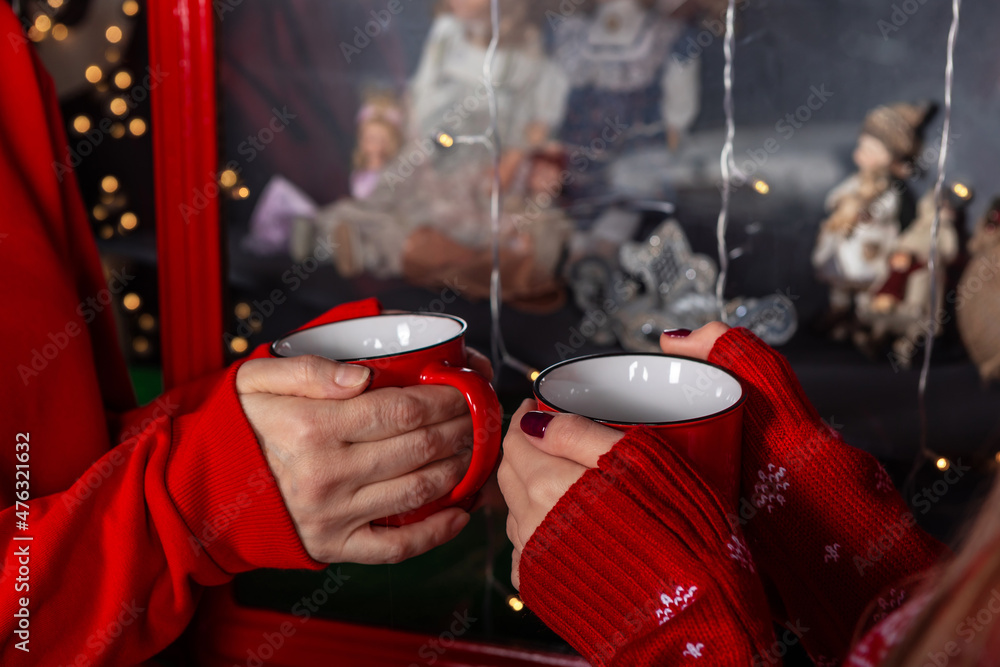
[101, 176, 119, 193]
[122, 0, 139, 16]
[85, 65, 103, 83]
[230, 337, 249, 354]
[72, 115, 91, 134]
[114, 71, 132, 89]
[129, 118, 147, 136]
[132, 336, 150, 354]
[106, 26, 123, 44]
[220, 170, 238, 188]
[51, 24, 68, 41]
[110, 123, 126, 139]
[92, 205, 108, 221]
[236, 186, 250, 199]
[436, 132, 455, 148]
[935, 457, 950, 471]
[120, 212, 138, 230]
[138, 314, 156, 331]
[754, 180, 771, 195]
[105, 48, 121, 63]
[123, 293, 141, 311]
[98, 225, 114, 240]
[34, 14, 52, 32]
[110, 97, 128, 116]
[953, 183, 971, 199]
[507, 596, 524, 612]
[234, 303, 252, 319]
[529, 370, 540, 382]
[48, 0, 64, 8]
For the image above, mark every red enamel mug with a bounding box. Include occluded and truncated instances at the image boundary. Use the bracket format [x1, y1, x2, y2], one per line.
[533, 353, 746, 508]
[271, 313, 502, 526]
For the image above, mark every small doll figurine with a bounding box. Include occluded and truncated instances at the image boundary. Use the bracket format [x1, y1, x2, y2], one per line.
[351, 93, 404, 200]
[957, 197, 1000, 385]
[409, 0, 568, 160]
[554, 0, 701, 154]
[854, 189, 962, 367]
[811, 102, 931, 339]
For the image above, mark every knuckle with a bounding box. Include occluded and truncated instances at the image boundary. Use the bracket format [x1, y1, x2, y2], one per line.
[411, 428, 440, 465]
[403, 474, 438, 511]
[388, 393, 424, 432]
[531, 476, 566, 509]
[702, 321, 730, 339]
[496, 461, 512, 494]
[296, 355, 325, 387]
[382, 543, 409, 565]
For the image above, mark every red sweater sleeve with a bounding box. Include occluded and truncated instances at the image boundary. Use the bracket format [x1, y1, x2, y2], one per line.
[0, 11, 379, 662]
[707, 328, 947, 664]
[519, 429, 777, 666]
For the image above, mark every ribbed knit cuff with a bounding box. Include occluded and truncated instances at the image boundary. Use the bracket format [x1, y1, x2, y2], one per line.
[709, 327, 825, 434]
[165, 362, 324, 574]
[520, 429, 773, 666]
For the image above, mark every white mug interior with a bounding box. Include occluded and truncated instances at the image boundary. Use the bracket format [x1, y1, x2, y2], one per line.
[272, 313, 466, 361]
[535, 354, 743, 424]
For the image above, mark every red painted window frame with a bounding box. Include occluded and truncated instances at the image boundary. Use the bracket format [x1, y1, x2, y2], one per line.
[148, 0, 224, 390]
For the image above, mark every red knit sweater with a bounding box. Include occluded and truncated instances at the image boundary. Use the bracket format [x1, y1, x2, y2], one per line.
[0, 9, 347, 664]
[518, 327, 948, 666]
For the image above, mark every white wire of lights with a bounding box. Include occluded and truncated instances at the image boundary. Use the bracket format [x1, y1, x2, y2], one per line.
[437, 0, 533, 382]
[714, 0, 737, 319]
[914, 0, 962, 475]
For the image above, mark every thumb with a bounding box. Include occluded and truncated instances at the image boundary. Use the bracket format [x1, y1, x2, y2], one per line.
[236, 355, 371, 399]
[517, 408, 622, 469]
[659, 322, 731, 361]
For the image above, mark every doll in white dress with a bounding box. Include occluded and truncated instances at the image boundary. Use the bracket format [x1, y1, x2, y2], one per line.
[307, 0, 572, 305]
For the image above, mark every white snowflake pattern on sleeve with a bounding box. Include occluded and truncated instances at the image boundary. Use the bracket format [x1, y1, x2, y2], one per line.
[727, 535, 756, 573]
[654, 585, 698, 625]
[682, 642, 705, 658]
[874, 464, 893, 493]
[753, 463, 789, 513]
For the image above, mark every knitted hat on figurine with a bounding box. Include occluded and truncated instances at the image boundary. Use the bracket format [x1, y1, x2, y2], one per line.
[862, 102, 932, 161]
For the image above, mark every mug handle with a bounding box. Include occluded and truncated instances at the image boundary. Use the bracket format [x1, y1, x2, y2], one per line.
[378, 360, 502, 527]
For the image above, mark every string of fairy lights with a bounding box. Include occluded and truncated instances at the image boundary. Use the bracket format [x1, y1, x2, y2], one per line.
[28, 2, 993, 478]
[25, 0, 254, 361]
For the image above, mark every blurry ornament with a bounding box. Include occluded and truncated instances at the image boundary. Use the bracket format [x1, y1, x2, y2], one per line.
[957, 197, 1000, 385]
[570, 220, 797, 352]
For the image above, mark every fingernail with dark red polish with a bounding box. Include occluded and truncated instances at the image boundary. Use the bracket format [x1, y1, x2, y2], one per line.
[520, 411, 554, 438]
[663, 328, 692, 338]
